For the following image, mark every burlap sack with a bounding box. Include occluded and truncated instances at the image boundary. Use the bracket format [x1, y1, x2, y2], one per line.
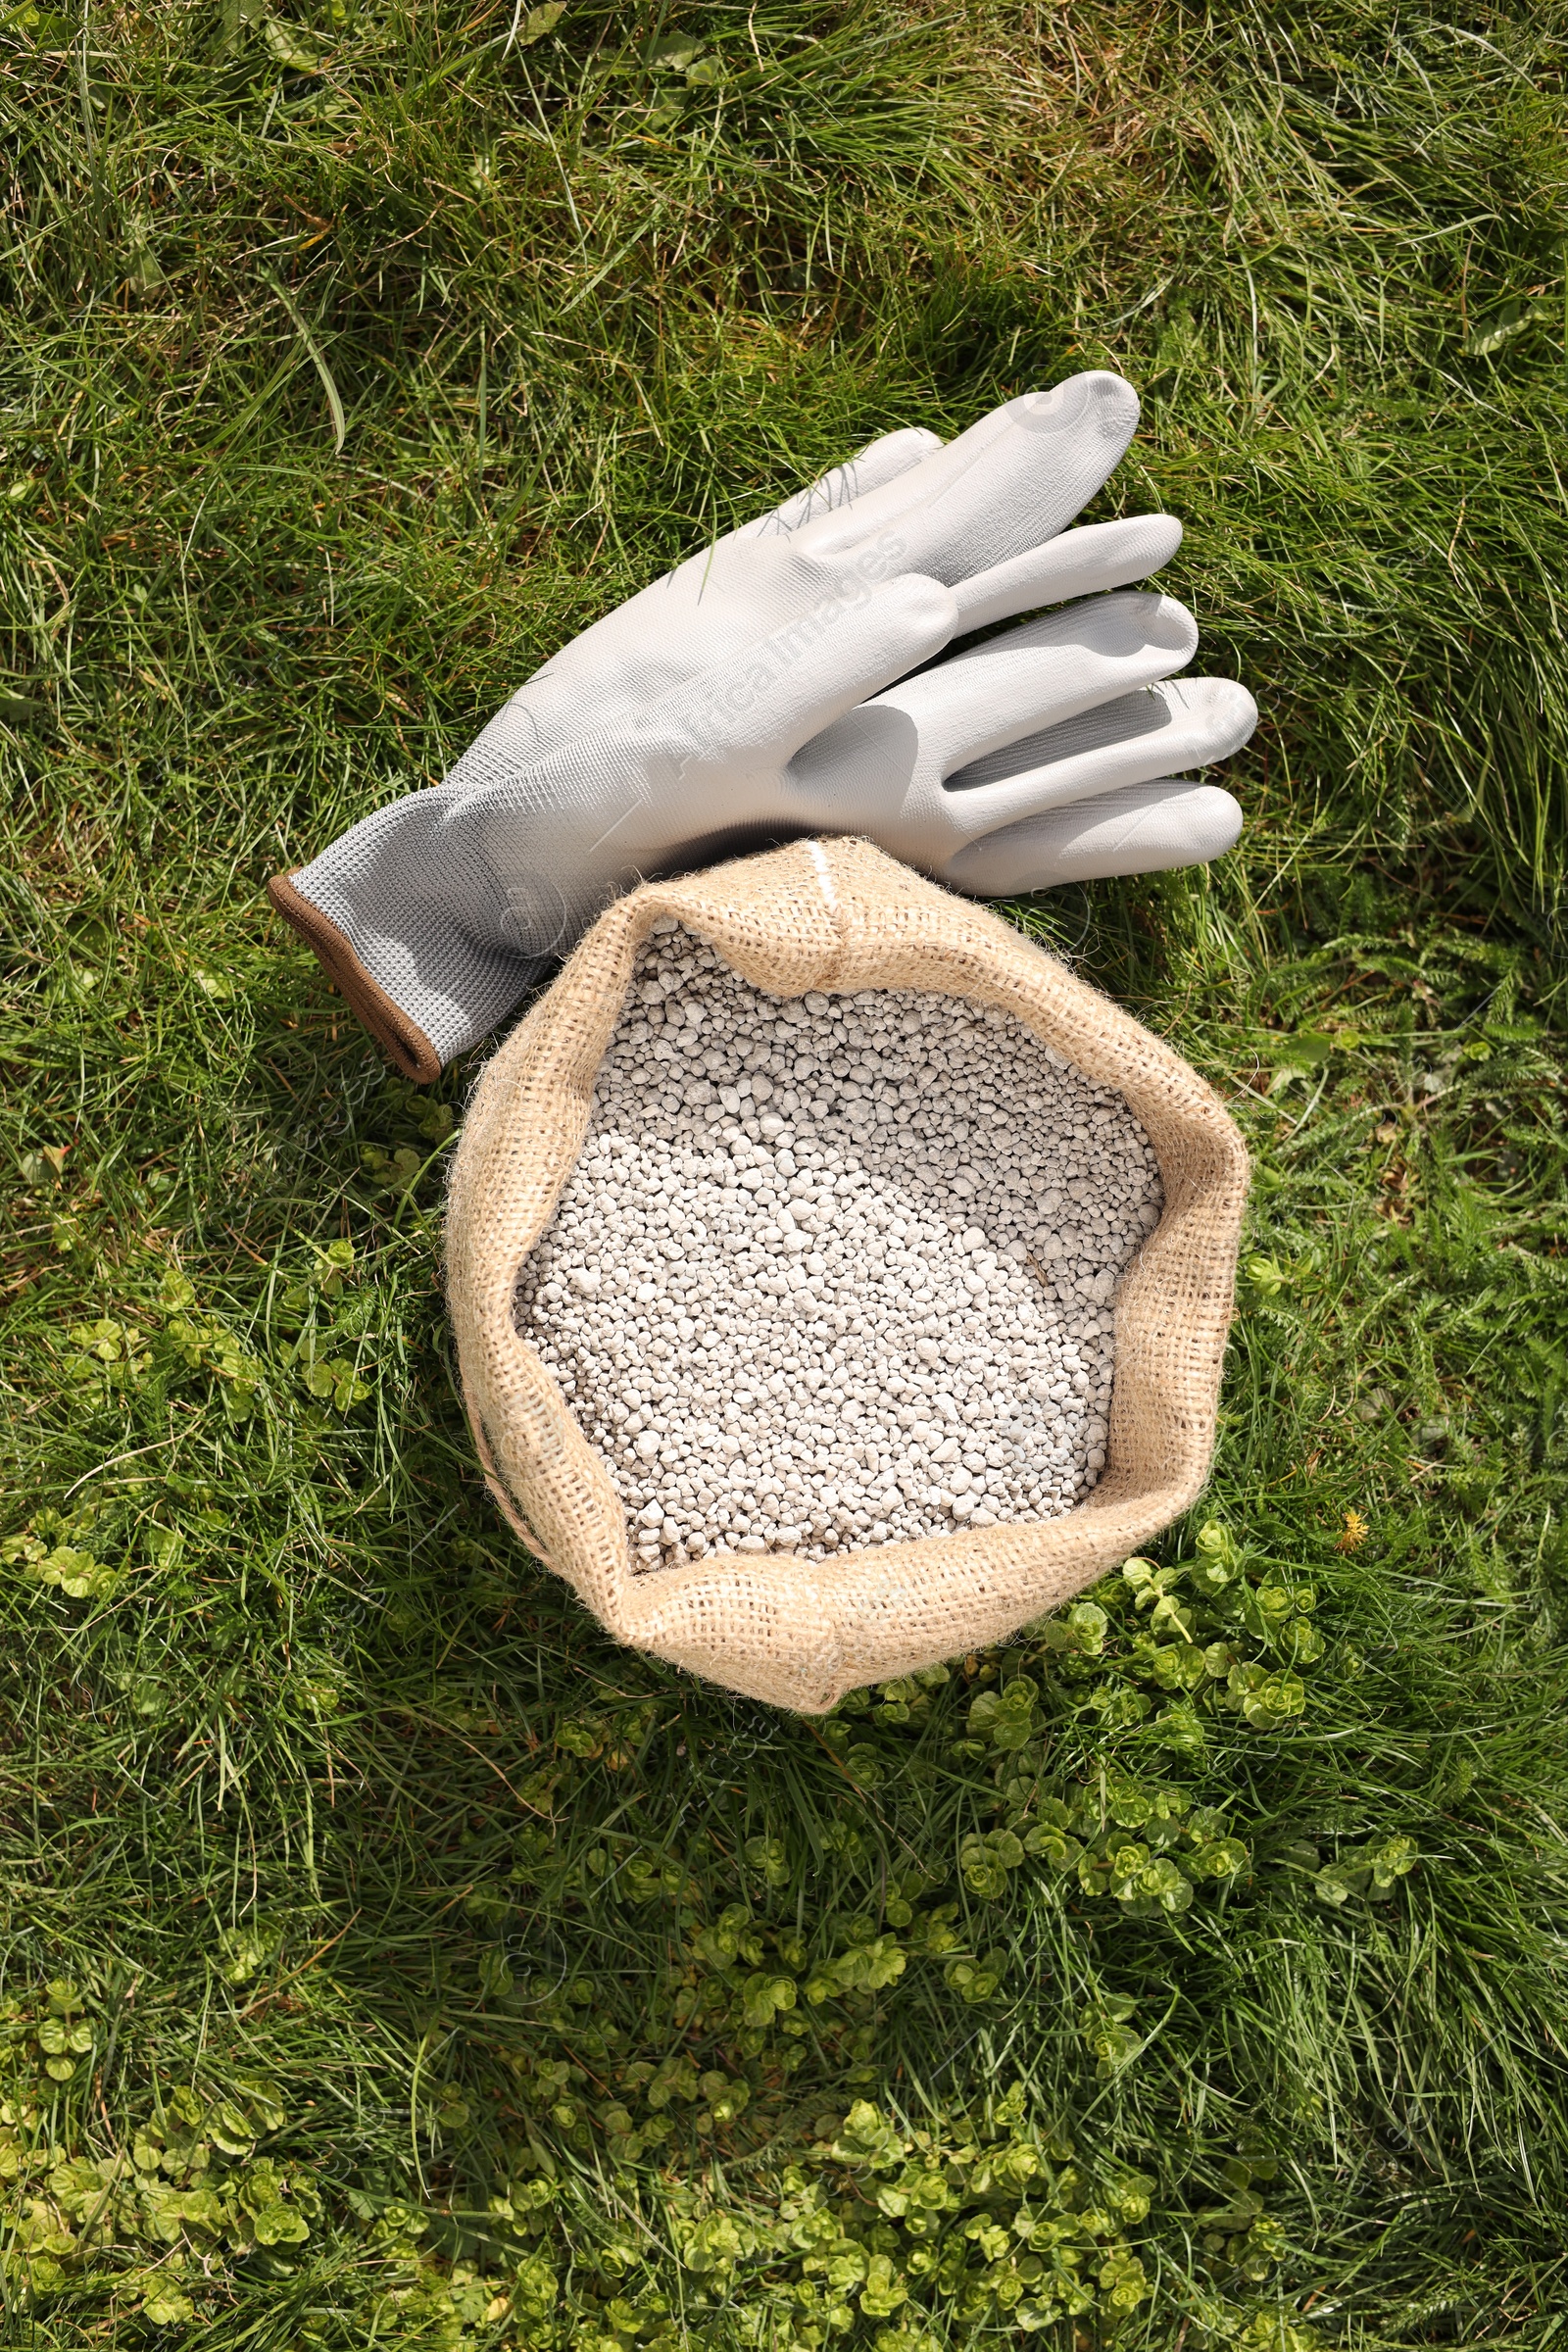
[446, 837, 1248, 1713]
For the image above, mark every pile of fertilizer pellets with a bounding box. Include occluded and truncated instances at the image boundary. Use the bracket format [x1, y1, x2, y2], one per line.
[515, 920, 1162, 1568]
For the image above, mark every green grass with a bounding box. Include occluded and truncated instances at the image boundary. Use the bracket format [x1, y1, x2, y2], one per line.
[4, 0, 1568, 2343]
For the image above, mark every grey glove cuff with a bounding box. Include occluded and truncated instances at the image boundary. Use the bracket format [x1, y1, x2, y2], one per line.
[269, 788, 544, 1079]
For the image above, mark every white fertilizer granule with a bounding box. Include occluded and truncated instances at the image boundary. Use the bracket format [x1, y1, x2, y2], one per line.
[515, 921, 1162, 1570]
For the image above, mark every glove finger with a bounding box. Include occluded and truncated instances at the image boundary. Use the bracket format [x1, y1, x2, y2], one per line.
[945, 776, 1244, 897]
[872, 590, 1200, 777]
[944, 677, 1258, 828]
[746, 427, 945, 538]
[662, 571, 958, 773]
[950, 514, 1182, 634]
[796, 370, 1141, 586]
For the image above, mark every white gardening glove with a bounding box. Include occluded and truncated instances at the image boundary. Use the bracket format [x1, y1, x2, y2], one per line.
[269, 371, 1251, 1081]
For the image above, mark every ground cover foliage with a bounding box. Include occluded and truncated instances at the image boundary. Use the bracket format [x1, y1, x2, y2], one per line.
[3, 0, 1568, 2342]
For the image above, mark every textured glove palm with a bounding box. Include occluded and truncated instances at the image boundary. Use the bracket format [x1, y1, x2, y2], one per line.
[270, 371, 1254, 1079]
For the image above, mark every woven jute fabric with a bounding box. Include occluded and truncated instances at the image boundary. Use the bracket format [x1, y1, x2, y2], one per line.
[446, 838, 1248, 1714]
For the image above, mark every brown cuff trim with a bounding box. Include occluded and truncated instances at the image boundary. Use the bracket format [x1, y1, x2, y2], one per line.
[267, 871, 443, 1084]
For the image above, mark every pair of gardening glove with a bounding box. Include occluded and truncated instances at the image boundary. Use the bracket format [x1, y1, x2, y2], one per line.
[269, 370, 1256, 1082]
